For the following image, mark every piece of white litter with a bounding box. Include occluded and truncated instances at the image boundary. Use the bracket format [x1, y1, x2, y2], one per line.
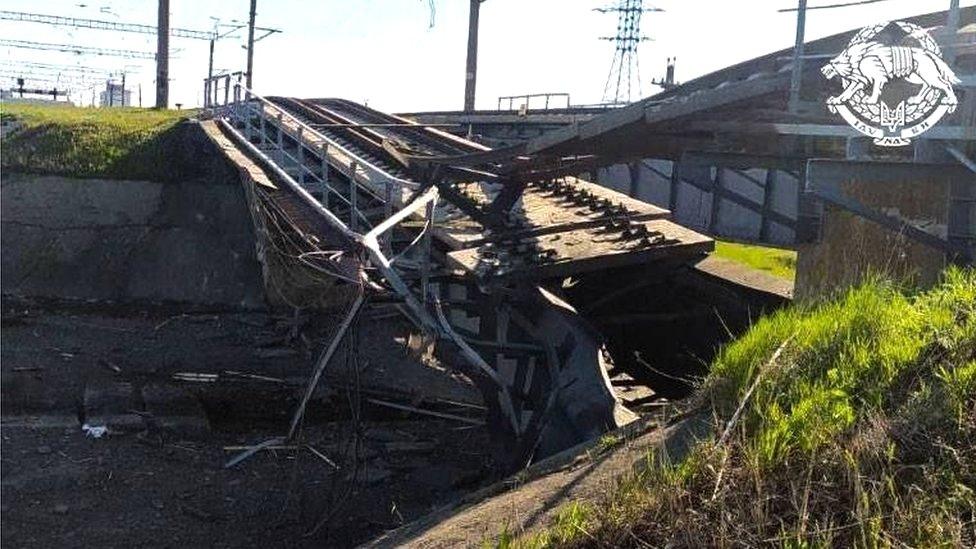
[81, 423, 108, 439]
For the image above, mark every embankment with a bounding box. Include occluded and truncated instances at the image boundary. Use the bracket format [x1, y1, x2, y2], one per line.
[1, 117, 265, 309]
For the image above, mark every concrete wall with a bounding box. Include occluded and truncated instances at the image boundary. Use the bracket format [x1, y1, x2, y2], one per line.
[1, 174, 265, 308]
[794, 178, 950, 300]
[595, 160, 799, 247]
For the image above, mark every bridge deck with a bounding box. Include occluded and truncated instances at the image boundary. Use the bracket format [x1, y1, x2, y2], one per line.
[249, 98, 713, 281]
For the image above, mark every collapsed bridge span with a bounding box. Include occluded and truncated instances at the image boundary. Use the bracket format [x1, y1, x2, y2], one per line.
[204, 85, 714, 469]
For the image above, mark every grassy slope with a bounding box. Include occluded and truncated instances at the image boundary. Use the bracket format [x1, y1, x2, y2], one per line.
[713, 240, 797, 280]
[505, 268, 975, 547]
[1, 103, 190, 180]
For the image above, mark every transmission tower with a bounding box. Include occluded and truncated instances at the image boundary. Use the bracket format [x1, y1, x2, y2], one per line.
[595, 0, 662, 104]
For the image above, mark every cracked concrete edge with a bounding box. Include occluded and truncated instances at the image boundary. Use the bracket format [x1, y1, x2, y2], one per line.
[362, 409, 712, 548]
[199, 120, 276, 190]
[694, 255, 794, 300]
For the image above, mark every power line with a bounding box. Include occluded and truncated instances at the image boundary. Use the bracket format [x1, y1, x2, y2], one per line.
[0, 39, 158, 60]
[0, 68, 102, 81]
[0, 72, 84, 86]
[778, 0, 890, 12]
[0, 67, 112, 84]
[0, 10, 213, 40]
[0, 60, 121, 75]
[157, 0, 169, 107]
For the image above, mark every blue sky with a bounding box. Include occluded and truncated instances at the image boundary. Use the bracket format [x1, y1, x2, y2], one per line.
[0, 0, 971, 111]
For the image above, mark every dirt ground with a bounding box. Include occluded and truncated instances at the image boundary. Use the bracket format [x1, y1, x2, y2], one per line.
[368, 409, 710, 548]
[0, 298, 494, 548]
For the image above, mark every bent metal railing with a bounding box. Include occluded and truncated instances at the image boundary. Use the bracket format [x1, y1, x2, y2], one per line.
[203, 76, 523, 454]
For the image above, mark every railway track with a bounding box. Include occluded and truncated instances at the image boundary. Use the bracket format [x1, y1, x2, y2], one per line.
[309, 98, 478, 156]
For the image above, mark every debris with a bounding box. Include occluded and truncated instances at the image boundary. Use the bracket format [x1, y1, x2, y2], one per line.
[286, 292, 364, 439]
[224, 436, 287, 469]
[366, 397, 485, 426]
[305, 444, 340, 470]
[52, 504, 69, 515]
[36, 445, 52, 455]
[171, 372, 218, 383]
[11, 366, 43, 372]
[82, 424, 108, 439]
[97, 359, 122, 374]
[222, 444, 297, 452]
[222, 370, 286, 384]
[405, 332, 435, 359]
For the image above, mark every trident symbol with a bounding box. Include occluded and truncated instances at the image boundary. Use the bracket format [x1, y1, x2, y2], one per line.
[879, 101, 906, 133]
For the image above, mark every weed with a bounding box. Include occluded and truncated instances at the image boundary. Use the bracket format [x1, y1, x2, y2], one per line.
[1, 103, 192, 180]
[509, 267, 976, 547]
[713, 240, 797, 280]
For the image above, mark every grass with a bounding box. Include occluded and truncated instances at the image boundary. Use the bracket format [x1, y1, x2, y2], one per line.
[713, 240, 797, 280]
[1, 102, 192, 180]
[496, 267, 976, 547]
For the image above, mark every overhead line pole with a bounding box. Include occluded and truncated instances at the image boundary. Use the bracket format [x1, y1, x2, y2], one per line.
[788, 0, 807, 113]
[463, 0, 483, 112]
[156, 0, 170, 108]
[947, 0, 960, 65]
[246, 0, 257, 91]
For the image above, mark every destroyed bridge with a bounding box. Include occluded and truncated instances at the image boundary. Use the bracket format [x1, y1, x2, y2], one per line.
[201, 7, 975, 470]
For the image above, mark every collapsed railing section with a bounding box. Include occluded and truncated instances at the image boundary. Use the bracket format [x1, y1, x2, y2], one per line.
[204, 77, 524, 463]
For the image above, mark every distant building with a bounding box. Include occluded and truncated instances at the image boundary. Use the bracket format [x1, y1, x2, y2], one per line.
[99, 82, 131, 107]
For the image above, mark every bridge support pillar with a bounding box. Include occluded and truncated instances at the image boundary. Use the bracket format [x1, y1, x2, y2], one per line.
[795, 156, 971, 300]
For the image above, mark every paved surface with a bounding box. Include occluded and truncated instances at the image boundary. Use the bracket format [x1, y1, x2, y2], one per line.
[694, 255, 794, 300]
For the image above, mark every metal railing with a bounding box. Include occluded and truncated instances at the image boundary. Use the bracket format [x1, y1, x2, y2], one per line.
[206, 76, 423, 232]
[497, 92, 571, 111]
[495, 92, 630, 112]
[203, 74, 462, 332]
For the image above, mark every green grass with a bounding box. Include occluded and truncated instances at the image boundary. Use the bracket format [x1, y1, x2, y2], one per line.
[497, 268, 976, 547]
[1, 102, 192, 180]
[713, 240, 797, 280]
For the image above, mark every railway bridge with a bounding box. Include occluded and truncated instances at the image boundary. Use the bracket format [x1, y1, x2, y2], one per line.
[201, 6, 974, 470]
